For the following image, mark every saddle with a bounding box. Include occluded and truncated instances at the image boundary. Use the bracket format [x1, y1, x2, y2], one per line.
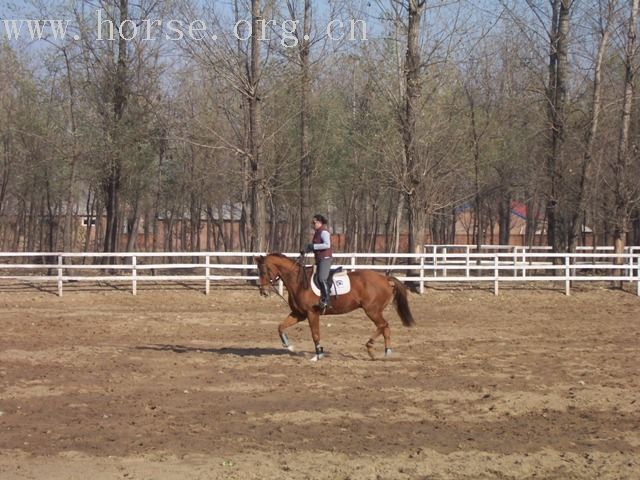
[311, 266, 351, 297]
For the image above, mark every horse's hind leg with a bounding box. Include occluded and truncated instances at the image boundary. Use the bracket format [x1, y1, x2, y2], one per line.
[364, 309, 391, 360]
[307, 311, 325, 361]
[278, 312, 304, 352]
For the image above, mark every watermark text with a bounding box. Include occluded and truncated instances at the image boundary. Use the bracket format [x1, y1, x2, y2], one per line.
[1, 10, 367, 47]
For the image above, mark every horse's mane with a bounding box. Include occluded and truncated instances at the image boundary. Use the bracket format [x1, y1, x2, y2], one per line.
[267, 252, 290, 259]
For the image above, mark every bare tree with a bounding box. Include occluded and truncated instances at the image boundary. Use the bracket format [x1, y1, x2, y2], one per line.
[612, 0, 639, 256]
[544, 0, 573, 253]
[567, 0, 617, 251]
[402, 0, 427, 254]
[285, 0, 314, 248]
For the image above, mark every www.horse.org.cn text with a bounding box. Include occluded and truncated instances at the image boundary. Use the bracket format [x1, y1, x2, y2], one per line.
[1, 11, 368, 47]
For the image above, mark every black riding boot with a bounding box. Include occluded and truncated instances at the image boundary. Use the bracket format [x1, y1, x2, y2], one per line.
[318, 280, 331, 310]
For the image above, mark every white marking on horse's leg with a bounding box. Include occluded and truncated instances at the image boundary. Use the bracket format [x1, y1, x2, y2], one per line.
[310, 344, 324, 361]
[384, 347, 392, 357]
[310, 352, 324, 362]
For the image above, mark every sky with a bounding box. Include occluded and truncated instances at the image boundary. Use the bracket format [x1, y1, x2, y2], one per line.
[0, 0, 531, 74]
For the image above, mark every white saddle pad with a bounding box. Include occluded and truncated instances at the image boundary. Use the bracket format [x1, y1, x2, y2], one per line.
[311, 270, 351, 296]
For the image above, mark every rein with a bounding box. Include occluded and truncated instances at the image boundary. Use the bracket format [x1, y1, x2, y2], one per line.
[296, 253, 310, 289]
[262, 253, 309, 305]
[267, 278, 289, 305]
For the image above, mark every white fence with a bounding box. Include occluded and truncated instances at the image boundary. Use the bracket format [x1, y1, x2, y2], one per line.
[424, 243, 640, 255]
[0, 250, 638, 297]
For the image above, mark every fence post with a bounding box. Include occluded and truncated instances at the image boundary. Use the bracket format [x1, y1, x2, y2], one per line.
[351, 255, 356, 272]
[565, 256, 570, 296]
[205, 255, 210, 295]
[57, 255, 63, 297]
[433, 248, 437, 277]
[443, 247, 448, 277]
[513, 247, 517, 277]
[419, 255, 425, 294]
[465, 245, 470, 278]
[494, 256, 499, 295]
[636, 255, 639, 297]
[132, 255, 137, 296]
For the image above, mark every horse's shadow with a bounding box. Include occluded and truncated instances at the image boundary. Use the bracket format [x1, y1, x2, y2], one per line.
[135, 344, 305, 358]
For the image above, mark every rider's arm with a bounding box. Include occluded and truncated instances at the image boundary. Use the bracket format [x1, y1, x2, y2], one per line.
[314, 230, 331, 250]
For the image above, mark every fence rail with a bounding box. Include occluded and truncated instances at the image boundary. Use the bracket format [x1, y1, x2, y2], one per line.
[0, 250, 638, 297]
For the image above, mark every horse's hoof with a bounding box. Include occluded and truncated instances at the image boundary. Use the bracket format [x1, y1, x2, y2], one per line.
[310, 353, 324, 362]
[384, 348, 392, 357]
[365, 341, 376, 360]
[286, 345, 295, 352]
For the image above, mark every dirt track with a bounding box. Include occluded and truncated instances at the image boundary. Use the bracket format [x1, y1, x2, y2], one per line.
[0, 282, 639, 479]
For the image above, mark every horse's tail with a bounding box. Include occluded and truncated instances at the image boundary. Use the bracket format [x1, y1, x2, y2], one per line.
[389, 277, 415, 327]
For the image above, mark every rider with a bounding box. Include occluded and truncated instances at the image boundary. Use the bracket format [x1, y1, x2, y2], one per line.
[305, 214, 333, 310]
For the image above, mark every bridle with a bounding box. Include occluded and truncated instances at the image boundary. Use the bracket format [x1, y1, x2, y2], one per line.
[257, 253, 309, 301]
[257, 262, 281, 297]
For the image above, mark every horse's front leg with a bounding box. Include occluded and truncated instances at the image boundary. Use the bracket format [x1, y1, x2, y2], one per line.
[307, 311, 324, 361]
[278, 312, 304, 352]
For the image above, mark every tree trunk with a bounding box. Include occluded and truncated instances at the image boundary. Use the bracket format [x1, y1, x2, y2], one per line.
[613, 0, 639, 283]
[143, 209, 150, 252]
[631, 209, 640, 245]
[248, 0, 267, 252]
[125, 195, 140, 252]
[568, 0, 613, 252]
[94, 201, 103, 255]
[466, 88, 483, 251]
[545, 0, 571, 253]
[403, 0, 426, 254]
[62, 47, 79, 253]
[103, 0, 128, 257]
[0, 134, 11, 219]
[296, 0, 313, 249]
[613, 0, 639, 247]
[498, 191, 511, 246]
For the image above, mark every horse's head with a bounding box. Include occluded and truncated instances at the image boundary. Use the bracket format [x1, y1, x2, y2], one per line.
[254, 255, 280, 297]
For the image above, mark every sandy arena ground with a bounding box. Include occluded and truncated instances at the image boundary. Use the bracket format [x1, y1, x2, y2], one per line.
[0, 281, 639, 479]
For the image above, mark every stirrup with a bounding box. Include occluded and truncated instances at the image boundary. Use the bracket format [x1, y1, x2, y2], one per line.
[314, 300, 329, 312]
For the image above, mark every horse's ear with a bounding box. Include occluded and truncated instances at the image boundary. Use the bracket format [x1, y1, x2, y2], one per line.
[253, 255, 263, 263]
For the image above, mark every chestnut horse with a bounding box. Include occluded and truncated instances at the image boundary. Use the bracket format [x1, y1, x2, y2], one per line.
[254, 253, 415, 361]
